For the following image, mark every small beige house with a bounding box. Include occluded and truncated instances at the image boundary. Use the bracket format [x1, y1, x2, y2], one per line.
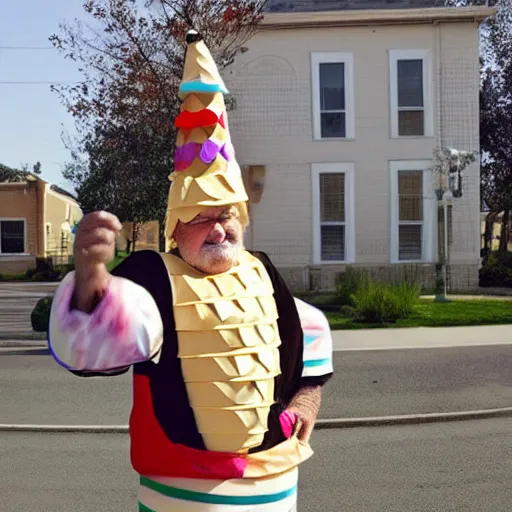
[117, 220, 161, 253]
[0, 173, 82, 274]
[227, 0, 494, 291]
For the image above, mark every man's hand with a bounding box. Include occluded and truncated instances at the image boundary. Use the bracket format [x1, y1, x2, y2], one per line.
[73, 211, 122, 312]
[284, 385, 322, 443]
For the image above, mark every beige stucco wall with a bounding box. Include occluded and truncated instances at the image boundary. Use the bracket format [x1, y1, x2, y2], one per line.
[0, 183, 39, 274]
[45, 189, 83, 258]
[226, 20, 481, 290]
[0, 183, 38, 255]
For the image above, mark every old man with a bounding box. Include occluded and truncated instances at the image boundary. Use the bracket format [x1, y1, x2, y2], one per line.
[49, 31, 333, 512]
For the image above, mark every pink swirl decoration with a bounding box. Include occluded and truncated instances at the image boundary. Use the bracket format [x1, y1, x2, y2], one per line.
[175, 140, 234, 171]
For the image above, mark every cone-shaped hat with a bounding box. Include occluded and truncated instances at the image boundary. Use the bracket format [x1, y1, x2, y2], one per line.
[165, 30, 248, 241]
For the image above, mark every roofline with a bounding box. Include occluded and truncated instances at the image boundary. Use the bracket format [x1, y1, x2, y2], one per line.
[0, 182, 29, 187]
[46, 186, 80, 207]
[260, 6, 497, 30]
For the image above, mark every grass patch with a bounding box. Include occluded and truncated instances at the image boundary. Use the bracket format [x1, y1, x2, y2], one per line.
[107, 251, 129, 272]
[323, 299, 512, 330]
[295, 292, 342, 307]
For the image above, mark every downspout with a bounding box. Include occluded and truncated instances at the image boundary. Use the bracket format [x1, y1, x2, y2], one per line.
[435, 23, 443, 247]
[434, 21, 443, 149]
[42, 183, 48, 258]
[433, 21, 444, 296]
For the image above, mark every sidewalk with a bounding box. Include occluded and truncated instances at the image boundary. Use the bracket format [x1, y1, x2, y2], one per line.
[2, 324, 512, 352]
[332, 324, 512, 351]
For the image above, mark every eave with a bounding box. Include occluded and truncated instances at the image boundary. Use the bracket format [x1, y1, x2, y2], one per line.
[260, 6, 497, 30]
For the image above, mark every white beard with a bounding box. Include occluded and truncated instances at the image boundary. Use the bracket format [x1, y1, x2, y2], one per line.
[198, 240, 243, 273]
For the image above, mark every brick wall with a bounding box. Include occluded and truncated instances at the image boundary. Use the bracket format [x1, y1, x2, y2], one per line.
[278, 263, 479, 293]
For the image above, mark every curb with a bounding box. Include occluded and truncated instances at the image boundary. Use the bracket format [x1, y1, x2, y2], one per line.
[315, 406, 512, 429]
[0, 424, 129, 433]
[2, 407, 512, 434]
[0, 341, 47, 348]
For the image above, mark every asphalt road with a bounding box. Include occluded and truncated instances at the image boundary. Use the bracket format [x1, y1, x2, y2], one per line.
[1, 418, 512, 511]
[3, 345, 512, 425]
[0, 282, 56, 335]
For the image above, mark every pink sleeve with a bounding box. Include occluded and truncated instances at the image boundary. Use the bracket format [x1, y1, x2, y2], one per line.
[48, 271, 164, 373]
[279, 410, 298, 439]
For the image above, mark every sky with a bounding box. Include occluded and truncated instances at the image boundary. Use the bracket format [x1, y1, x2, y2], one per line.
[0, 1, 91, 190]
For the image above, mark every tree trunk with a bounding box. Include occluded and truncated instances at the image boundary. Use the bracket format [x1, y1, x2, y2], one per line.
[132, 222, 140, 253]
[159, 225, 166, 252]
[484, 211, 497, 251]
[125, 238, 132, 253]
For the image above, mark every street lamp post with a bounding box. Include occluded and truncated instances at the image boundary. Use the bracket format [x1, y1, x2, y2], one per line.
[431, 148, 477, 302]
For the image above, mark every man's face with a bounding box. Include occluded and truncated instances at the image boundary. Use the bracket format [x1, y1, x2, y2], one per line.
[173, 205, 244, 275]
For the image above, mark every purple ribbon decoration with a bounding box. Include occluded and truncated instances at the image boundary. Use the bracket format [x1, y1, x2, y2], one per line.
[175, 140, 234, 171]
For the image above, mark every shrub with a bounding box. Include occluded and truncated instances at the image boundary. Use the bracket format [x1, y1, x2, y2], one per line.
[479, 251, 512, 288]
[351, 278, 420, 324]
[339, 304, 358, 318]
[31, 296, 54, 332]
[0, 272, 27, 281]
[394, 280, 421, 316]
[35, 257, 53, 274]
[335, 267, 371, 306]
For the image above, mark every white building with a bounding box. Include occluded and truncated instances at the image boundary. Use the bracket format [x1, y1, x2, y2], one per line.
[227, 0, 495, 292]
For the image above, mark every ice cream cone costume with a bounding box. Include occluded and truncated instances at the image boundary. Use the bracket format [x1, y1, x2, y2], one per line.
[165, 250, 281, 453]
[48, 30, 333, 512]
[165, 31, 248, 245]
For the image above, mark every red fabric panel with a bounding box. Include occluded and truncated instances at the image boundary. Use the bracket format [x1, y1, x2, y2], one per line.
[130, 374, 247, 479]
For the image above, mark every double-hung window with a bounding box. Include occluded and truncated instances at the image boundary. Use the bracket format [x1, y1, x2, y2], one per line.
[311, 53, 355, 140]
[0, 220, 25, 254]
[312, 163, 355, 264]
[390, 161, 434, 263]
[389, 49, 433, 138]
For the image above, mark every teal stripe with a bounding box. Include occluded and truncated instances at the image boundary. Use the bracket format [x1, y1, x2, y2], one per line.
[304, 334, 317, 345]
[179, 82, 229, 95]
[304, 358, 331, 368]
[139, 503, 155, 512]
[140, 476, 297, 505]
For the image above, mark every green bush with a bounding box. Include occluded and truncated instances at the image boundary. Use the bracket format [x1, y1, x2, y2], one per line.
[31, 296, 54, 333]
[0, 272, 27, 281]
[351, 278, 420, 324]
[335, 267, 371, 306]
[339, 304, 358, 318]
[479, 251, 512, 288]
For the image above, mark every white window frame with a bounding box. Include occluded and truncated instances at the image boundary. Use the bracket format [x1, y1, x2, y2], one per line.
[312, 163, 355, 265]
[390, 161, 435, 264]
[311, 52, 355, 140]
[389, 49, 433, 139]
[0, 218, 28, 255]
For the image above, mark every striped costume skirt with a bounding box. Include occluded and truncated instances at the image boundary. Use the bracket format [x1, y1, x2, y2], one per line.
[138, 467, 298, 512]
